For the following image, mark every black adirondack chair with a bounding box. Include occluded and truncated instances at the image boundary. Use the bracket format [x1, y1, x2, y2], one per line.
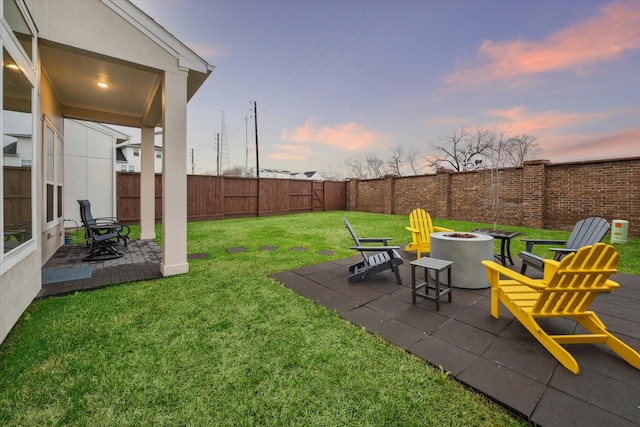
[78, 200, 130, 260]
[519, 216, 610, 274]
[343, 218, 403, 285]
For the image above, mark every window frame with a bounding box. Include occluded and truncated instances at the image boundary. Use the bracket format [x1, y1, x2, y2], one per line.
[1, 0, 38, 270]
[43, 117, 63, 228]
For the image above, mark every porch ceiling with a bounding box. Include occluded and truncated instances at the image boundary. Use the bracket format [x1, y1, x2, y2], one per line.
[39, 41, 163, 128]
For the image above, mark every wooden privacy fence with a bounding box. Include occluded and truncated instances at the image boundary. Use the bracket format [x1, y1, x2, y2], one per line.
[116, 173, 347, 223]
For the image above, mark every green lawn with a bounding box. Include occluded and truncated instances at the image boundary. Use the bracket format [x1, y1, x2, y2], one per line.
[1, 211, 637, 426]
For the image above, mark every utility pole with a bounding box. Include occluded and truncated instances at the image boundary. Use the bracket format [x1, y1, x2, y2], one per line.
[215, 133, 220, 175]
[220, 112, 229, 174]
[245, 115, 249, 177]
[254, 101, 259, 178]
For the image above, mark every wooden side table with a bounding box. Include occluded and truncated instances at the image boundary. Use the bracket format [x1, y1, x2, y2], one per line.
[410, 257, 453, 311]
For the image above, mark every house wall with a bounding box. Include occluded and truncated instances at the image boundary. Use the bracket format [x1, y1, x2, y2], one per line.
[348, 157, 640, 237]
[117, 145, 162, 173]
[64, 120, 116, 227]
[39, 73, 65, 264]
[0, 0, 41, 344]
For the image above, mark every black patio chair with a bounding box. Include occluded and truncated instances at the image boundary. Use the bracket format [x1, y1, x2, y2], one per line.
[78, 200, 130, 260]
[343, 218, 403, 285]
[519, 216, 610, 275]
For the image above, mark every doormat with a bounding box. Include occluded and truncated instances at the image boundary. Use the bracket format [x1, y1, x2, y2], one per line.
[42, 265, 94, 285]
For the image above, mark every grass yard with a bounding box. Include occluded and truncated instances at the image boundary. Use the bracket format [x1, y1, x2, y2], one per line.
[1, 211, 637, 426]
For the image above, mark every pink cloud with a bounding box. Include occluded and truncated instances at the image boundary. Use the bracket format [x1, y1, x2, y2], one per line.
[540, 128, 640, 162]
[486, 107, 610, 133]
[445, 1, 640, 89]
[268, 144, 312, 160]
[281, 120, 379, 151]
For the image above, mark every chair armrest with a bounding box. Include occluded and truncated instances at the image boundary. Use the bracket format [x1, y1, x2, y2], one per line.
[482, 260, 546, 290]
[549, 248, 576, 256]
[358, 237, 392, 244]
[521, 239, 567, 252]
[405, 227, 419, 233]
[351, 245, 400, 252]
[433, 226, 453, 232]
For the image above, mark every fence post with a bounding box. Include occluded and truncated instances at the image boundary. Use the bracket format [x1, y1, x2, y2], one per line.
[521, 159, 550, 229]
[385, 175, 395, 214]
[435, 169, 452, 218]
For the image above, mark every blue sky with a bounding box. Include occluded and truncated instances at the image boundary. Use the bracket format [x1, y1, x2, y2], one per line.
[131, 0, 640, 176]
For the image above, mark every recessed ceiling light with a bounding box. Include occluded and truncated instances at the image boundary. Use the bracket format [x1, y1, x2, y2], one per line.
[97, 82, 109, 88]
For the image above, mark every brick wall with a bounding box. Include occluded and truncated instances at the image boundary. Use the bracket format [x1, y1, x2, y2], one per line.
[347, 156, 640, 237]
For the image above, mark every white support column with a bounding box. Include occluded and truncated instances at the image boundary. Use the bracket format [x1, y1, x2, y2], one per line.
[160, 70, 189, 276]
[140, 126, 156, 240]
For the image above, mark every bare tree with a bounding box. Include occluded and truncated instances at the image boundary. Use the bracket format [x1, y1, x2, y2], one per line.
[387, 145, 405, 176]
[345, 155, 366, 179]
[366, 153, 385, 178]
[428, 128, 495, 171]
[504, 134, 541, 166]
[222, 165, 244, 176]
[406, 146, 421, 175]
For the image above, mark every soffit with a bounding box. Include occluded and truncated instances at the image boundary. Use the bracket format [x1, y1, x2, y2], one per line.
[39, 41, 163, 127]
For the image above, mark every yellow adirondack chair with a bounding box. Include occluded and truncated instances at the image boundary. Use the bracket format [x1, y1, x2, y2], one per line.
[483, 243, 640, 374]
[404, 209, 452, 258]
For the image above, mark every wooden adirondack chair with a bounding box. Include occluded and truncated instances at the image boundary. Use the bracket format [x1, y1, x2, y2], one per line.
[519, 216, 610, 274]
[404, 209, 452, 258]
[483, 243, 640, 374]
[343, 218, 403, 285]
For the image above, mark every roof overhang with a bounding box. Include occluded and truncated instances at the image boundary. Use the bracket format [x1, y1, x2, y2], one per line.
[36, 0, 214, 129]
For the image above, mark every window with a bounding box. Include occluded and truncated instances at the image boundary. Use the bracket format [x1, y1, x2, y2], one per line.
[155, 152, 161, 159]
[3, 47, 33, 254]
[128, 165, 134, 172]
[44, 120, 63, 224]
[3, 0, 34, 61]
[133, 148, 139, 157]
[120, 164, 127, 172]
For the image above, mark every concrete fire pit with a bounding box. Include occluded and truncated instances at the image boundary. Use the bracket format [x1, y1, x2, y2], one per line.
[430, 231, 494, 289]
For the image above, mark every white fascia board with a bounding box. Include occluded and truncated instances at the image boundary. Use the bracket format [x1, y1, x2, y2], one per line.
[101, 0, 214, 74]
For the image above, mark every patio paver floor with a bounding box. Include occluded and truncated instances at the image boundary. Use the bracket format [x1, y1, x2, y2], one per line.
[271, 249, 640, 427]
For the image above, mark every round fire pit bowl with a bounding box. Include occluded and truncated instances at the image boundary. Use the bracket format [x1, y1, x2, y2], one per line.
[430, 231, 494, 289]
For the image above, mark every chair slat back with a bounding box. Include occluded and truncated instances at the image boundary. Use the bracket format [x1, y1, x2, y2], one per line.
[343, 219, 369, 264]
[565, 217, 610, 249]
[533, 243, 618, 314]
[78, 199, 96, 227]
[409, 209, 434, 244]
[343, 218, 360, 246]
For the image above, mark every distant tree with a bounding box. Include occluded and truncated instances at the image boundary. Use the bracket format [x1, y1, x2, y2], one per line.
[222, 165, 244, 176]
[366, 153, 385, 178]
[504, 134, 541, 166]
[428, 128, 494, 171]
[345, 155, 367, 179]
[406, 147, 421, 175]
[387, 145, 405, 176]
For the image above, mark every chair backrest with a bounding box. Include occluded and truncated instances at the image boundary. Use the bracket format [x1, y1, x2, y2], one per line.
[408, 209, 434, 243]
[565, 217, 610, 249]
[78, 199, 96, 227]
[534, 243, 618, 314]
[343, 218, 361, 246]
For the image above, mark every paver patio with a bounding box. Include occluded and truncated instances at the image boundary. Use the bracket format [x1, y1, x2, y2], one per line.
[272, 249, 640, 427]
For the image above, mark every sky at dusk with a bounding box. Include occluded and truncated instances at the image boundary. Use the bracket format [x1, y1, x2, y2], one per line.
[130, 0, 640, 177]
